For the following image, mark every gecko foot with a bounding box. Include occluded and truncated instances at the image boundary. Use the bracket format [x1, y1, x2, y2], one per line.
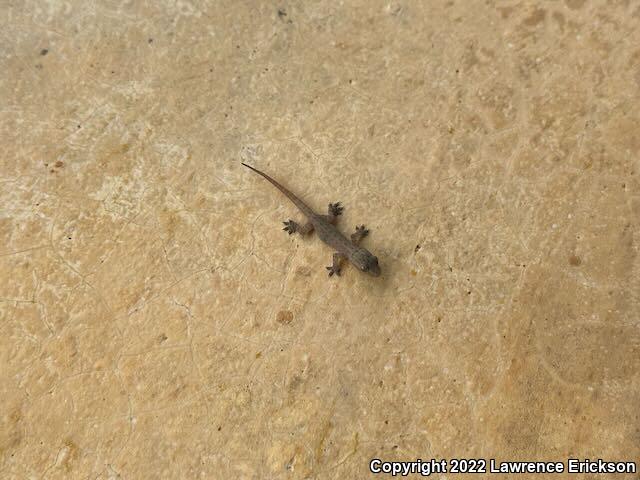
[326, 265, 341, 276]
[351, 225, 369, 244]
[356, 224, 369, 236]
[283, 220, 313, 235]
[328, 202, 344, 217]
[282, 220, 297, 235]
[326, 252, 344, 277]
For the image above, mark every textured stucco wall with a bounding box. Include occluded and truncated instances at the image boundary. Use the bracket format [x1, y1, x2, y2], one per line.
[1, 1, 638, 478]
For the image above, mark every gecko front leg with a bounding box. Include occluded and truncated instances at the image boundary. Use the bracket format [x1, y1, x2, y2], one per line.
[283, 220, 314, 235]
[350, 224, 369, 245]
[326, 252, 345, 276]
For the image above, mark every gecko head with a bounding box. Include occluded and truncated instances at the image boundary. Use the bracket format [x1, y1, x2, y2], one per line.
[352, 248, 381, 277]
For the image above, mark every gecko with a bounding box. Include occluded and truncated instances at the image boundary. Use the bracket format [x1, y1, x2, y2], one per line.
[242, 163, 381, 277]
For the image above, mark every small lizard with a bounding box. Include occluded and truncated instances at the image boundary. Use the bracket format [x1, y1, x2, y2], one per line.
[242, 163, 381, 277]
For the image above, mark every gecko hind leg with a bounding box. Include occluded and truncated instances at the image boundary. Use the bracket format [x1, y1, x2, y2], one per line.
[350, 224, 369, 245]
[326, 252, 345, 277]
[283, 220, 314, 235]
[326, 202, 344, 224]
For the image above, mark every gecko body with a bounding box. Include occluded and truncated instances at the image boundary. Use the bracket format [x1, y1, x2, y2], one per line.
[242, 163, 381, 277]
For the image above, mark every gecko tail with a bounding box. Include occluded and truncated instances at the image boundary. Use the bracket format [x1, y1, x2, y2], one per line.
[241, 162, 273, 182]
[240, 162, 313, 217]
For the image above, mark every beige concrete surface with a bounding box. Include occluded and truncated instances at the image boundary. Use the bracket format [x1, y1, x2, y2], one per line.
[1, 0, 639, 478]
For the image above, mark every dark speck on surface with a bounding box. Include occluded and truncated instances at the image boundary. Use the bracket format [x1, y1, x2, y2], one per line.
[40, 48, 48, 56]
[148, 38, 153, 43]
[277, 8, 287, 18]
[276, 310, 294, 325]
